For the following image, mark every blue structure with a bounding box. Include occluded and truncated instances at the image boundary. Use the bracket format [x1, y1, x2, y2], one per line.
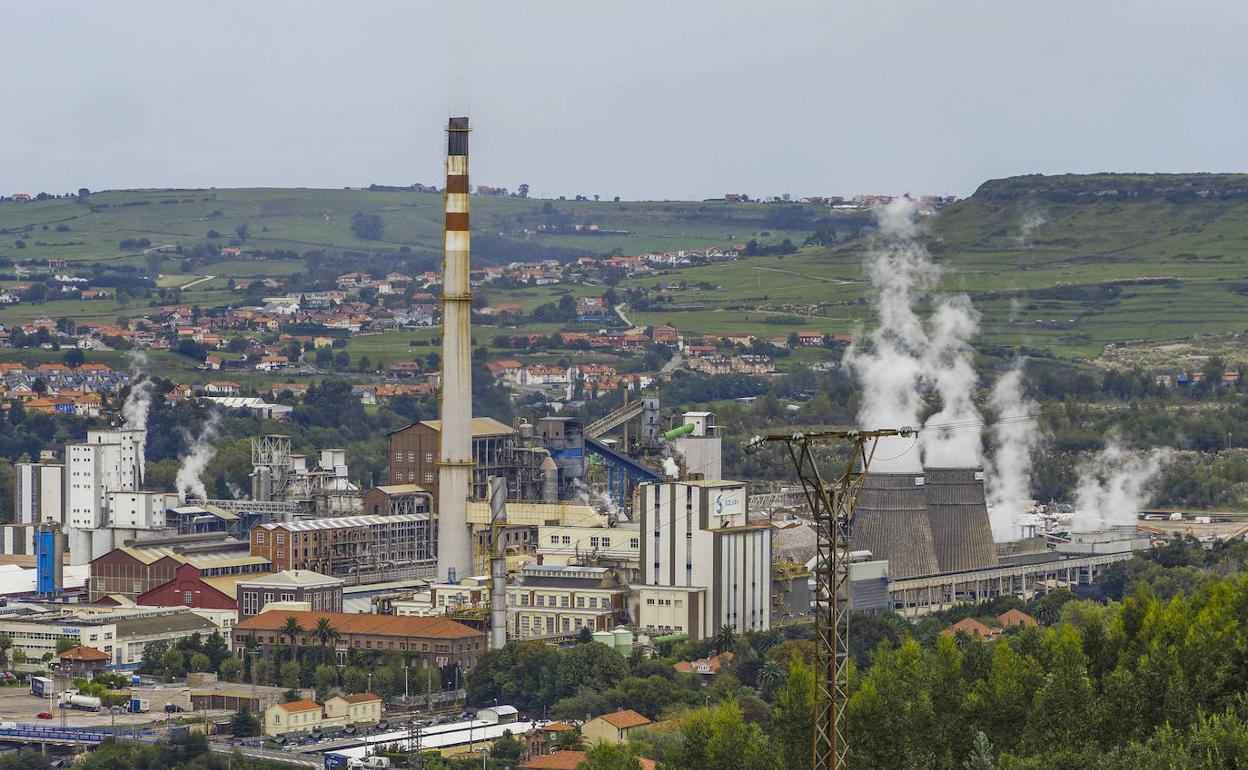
[586, 437, 662, 508]
[35, 527, 62, 596]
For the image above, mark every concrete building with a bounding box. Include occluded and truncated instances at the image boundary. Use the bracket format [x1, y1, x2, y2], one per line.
[233, 610, 486, 669]
[324, 693, 383, 726]
[581, 710, 652, 745]
[66, 428, 149, 564]
[670, 412, 721, 481]
[265, 700, 323, 737]
[634, 480, 772, 640]
[249, 514, 435, 581]
[506, 564, 629, 639]
[4, 461, 64, 555]
[0, 606, 218, 667]
[236, 570, 344, 619]
[361, 484, 432, 517]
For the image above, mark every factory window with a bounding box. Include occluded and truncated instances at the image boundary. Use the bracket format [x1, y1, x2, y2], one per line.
[256, 533, 265, 544]
[589, 537, 599, 548]
[588, 597, 598, 609]
[424, 474, 434, 484]
[407, 451, 415, 462]
[576, 596, 585, 608]
[425, 452, 434, 463]
[602, 538, 610, 547]
[646, 599, 655, 606]
[549, 536, 558, 545]
[277, 550, 284, 559]
[562, 618, 570, 632]
[560, 536, 570, 545]
[630, 538, 639, 549]
[183, 591, 193, 605]
[536, 596, 545, 607]
[395, 453, 402, 463]
[276, 534, 285, 544]
[561, 596, 569, 607]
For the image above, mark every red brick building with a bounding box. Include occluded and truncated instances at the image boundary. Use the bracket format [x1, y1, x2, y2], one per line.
[135, 563, 251, 611]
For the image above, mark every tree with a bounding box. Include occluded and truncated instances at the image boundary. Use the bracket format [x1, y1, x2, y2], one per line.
[230, 708, 260, 737]
[280, 660, 301, 691]
[315, 664, 338, 700]
[963, 731, 994, 770]
[161, 647, 185, 678]
[56, 636, 76, 654]
[554, 642, 629, 700]
[219, 656, 241, 683]
[518, 184, 530, 198]
[203, 631, 229, 668]
[280, 616, 303, 662]
[552, 728, 587, 752]
[351, 212, 384, 240]
[62, 348, 85, 368]
[772, 653, 814, 770]
[674, 699, 773, 770]
[714, 625, 738, 655]
[188, 652, 211, 673]
[311, 617, 341, 662]
[490, 730, 524, 763]
[578, 741, 643, 770]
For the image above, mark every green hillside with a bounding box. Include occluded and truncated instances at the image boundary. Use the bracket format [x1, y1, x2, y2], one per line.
[6, 175, 1248, 363]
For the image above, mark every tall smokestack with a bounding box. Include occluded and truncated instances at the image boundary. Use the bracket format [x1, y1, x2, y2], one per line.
[437, 116, 474, 583]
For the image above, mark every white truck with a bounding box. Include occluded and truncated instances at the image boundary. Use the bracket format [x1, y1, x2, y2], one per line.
[58, 692, 102, 712]
[348, 757, 392, 770]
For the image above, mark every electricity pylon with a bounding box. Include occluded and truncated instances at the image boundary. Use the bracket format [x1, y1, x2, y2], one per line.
[746, 427, 916, 770]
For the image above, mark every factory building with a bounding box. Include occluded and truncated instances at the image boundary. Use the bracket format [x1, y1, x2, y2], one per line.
[88, 533, 270, 602]
[506, 563, 629, 639]
[0, 606, 219, 667]
[235, 569, 344, 619]
[389, 418, 516, 498]
[66, 428, 156, 564]
[249, 514, 436, 581]
[634, 480, 772, 640]
[2, 461, 64, 555]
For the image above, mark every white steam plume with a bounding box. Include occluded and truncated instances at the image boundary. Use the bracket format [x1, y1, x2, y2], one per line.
[984, 365, 1041, 541]
[1072, 439, 1171, 532]
[844, 198, 938, 472]
[663, 457, 680, 478]
[122, 351, 154, 429]
[920, 295, 983, 467]
[176, 412, 223, 502]
[1015, 209, 1047, 247]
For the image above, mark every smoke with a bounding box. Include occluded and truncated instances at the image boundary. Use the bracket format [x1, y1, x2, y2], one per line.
[1072, 439, 1171, 531]
[984, 364, 1042, 540]
[1015, 209, 1047, 247]
[920, 295, 983, 467]
[847, 198, 982, 472]
[121, 351, 154, 430]
[663, 457, 680, 478]
[176, 412, 223, 502]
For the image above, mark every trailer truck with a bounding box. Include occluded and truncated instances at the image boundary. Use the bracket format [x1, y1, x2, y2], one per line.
[58, 692, 102, 712]
[30, 676, 53, 698]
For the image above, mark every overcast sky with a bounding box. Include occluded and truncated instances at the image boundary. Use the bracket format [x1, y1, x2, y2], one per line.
[4, 1, 1246, 200]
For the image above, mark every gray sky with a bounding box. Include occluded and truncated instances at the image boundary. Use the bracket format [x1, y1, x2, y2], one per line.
[4, 1, 1246, 200]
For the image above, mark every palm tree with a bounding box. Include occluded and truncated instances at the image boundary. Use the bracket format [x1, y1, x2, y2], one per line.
[713, 624, 738, 655]
[552, 728, 587, 752]
[757, 659, 784, 694]
[280, 616, 303, 663]
[312, 617, 341, 663]
[953, 628, 972, 651]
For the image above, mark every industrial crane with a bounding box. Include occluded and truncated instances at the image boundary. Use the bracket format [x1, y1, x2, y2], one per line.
[746, 427, 916, 770]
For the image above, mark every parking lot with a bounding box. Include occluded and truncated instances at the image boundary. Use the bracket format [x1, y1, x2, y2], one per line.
[0, 686, 227, 729]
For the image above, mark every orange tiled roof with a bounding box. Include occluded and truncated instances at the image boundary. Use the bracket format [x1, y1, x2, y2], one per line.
[278, 700, 321, 712]
[597, 709, 651, 729]
[235, 610, 482, 639]
[59, 645, 108, 662]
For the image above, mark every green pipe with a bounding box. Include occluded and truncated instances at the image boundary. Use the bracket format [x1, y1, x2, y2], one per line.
[664, 423, 696, 440]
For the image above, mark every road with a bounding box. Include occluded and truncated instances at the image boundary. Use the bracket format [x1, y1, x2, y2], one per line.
[614, 303, 644, 334]
[659, 352, 683, 378]
[180, 274, 215, 290]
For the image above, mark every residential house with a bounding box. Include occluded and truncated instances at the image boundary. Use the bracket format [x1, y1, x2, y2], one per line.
[998, 608, 1037, 629]
[323, 693, 383, 726]
[581, 710, 652, 744]
[941, 617, 998, 641]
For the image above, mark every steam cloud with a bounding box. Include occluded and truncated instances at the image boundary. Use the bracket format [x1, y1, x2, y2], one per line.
[1015, 209, 1047, 247]
[121, 351, 154, 430]
[984, 364, 1042, 540]
[663, 456, 680, 478]
[176, 412, 223, 502]
[845, 198, 980, 471]
[1072, 439, 1171, 531]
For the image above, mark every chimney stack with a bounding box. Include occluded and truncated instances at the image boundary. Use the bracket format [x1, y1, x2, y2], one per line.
[436, 117, 474, 584]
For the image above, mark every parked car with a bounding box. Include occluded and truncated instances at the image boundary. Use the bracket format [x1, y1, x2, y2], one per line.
[36, 712, 52, 720]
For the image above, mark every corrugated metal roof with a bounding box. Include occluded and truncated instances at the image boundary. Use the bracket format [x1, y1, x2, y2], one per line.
[259, 514, 428, 531]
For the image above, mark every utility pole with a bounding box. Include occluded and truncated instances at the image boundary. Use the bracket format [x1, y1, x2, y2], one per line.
[746, 427, 915, 770]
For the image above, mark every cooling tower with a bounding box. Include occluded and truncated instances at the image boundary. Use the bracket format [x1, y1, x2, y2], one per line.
[852, 472, 940, 579]
[923, 468, 999, 572]
[436, 116, 474, 584]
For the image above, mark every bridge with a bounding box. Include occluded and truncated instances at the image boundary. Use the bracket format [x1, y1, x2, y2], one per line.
[0, 725, 110, 746]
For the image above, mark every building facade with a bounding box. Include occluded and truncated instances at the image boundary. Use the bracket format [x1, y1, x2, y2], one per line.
[387, 418, 515, 500]
[235, 570, 344, 619]
[249, 514, 435, 579]
[232, 610, 486, 670]
[635, 480, 771, 640]
[506, 564, 629, 639]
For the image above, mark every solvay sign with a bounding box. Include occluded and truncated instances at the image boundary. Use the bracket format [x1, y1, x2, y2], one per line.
[713, 488, 745, 517]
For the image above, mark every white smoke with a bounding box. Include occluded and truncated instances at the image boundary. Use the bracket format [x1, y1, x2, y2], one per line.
[1072, 439, 1171, 532]
[920, 295, 983, 467]
[663, 457, 680, 478]
[984, 365, 1041, 540]
[121, 351, 154, 430]
[176, 412, 223, 502]
[1015, 209, 1047, 247]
